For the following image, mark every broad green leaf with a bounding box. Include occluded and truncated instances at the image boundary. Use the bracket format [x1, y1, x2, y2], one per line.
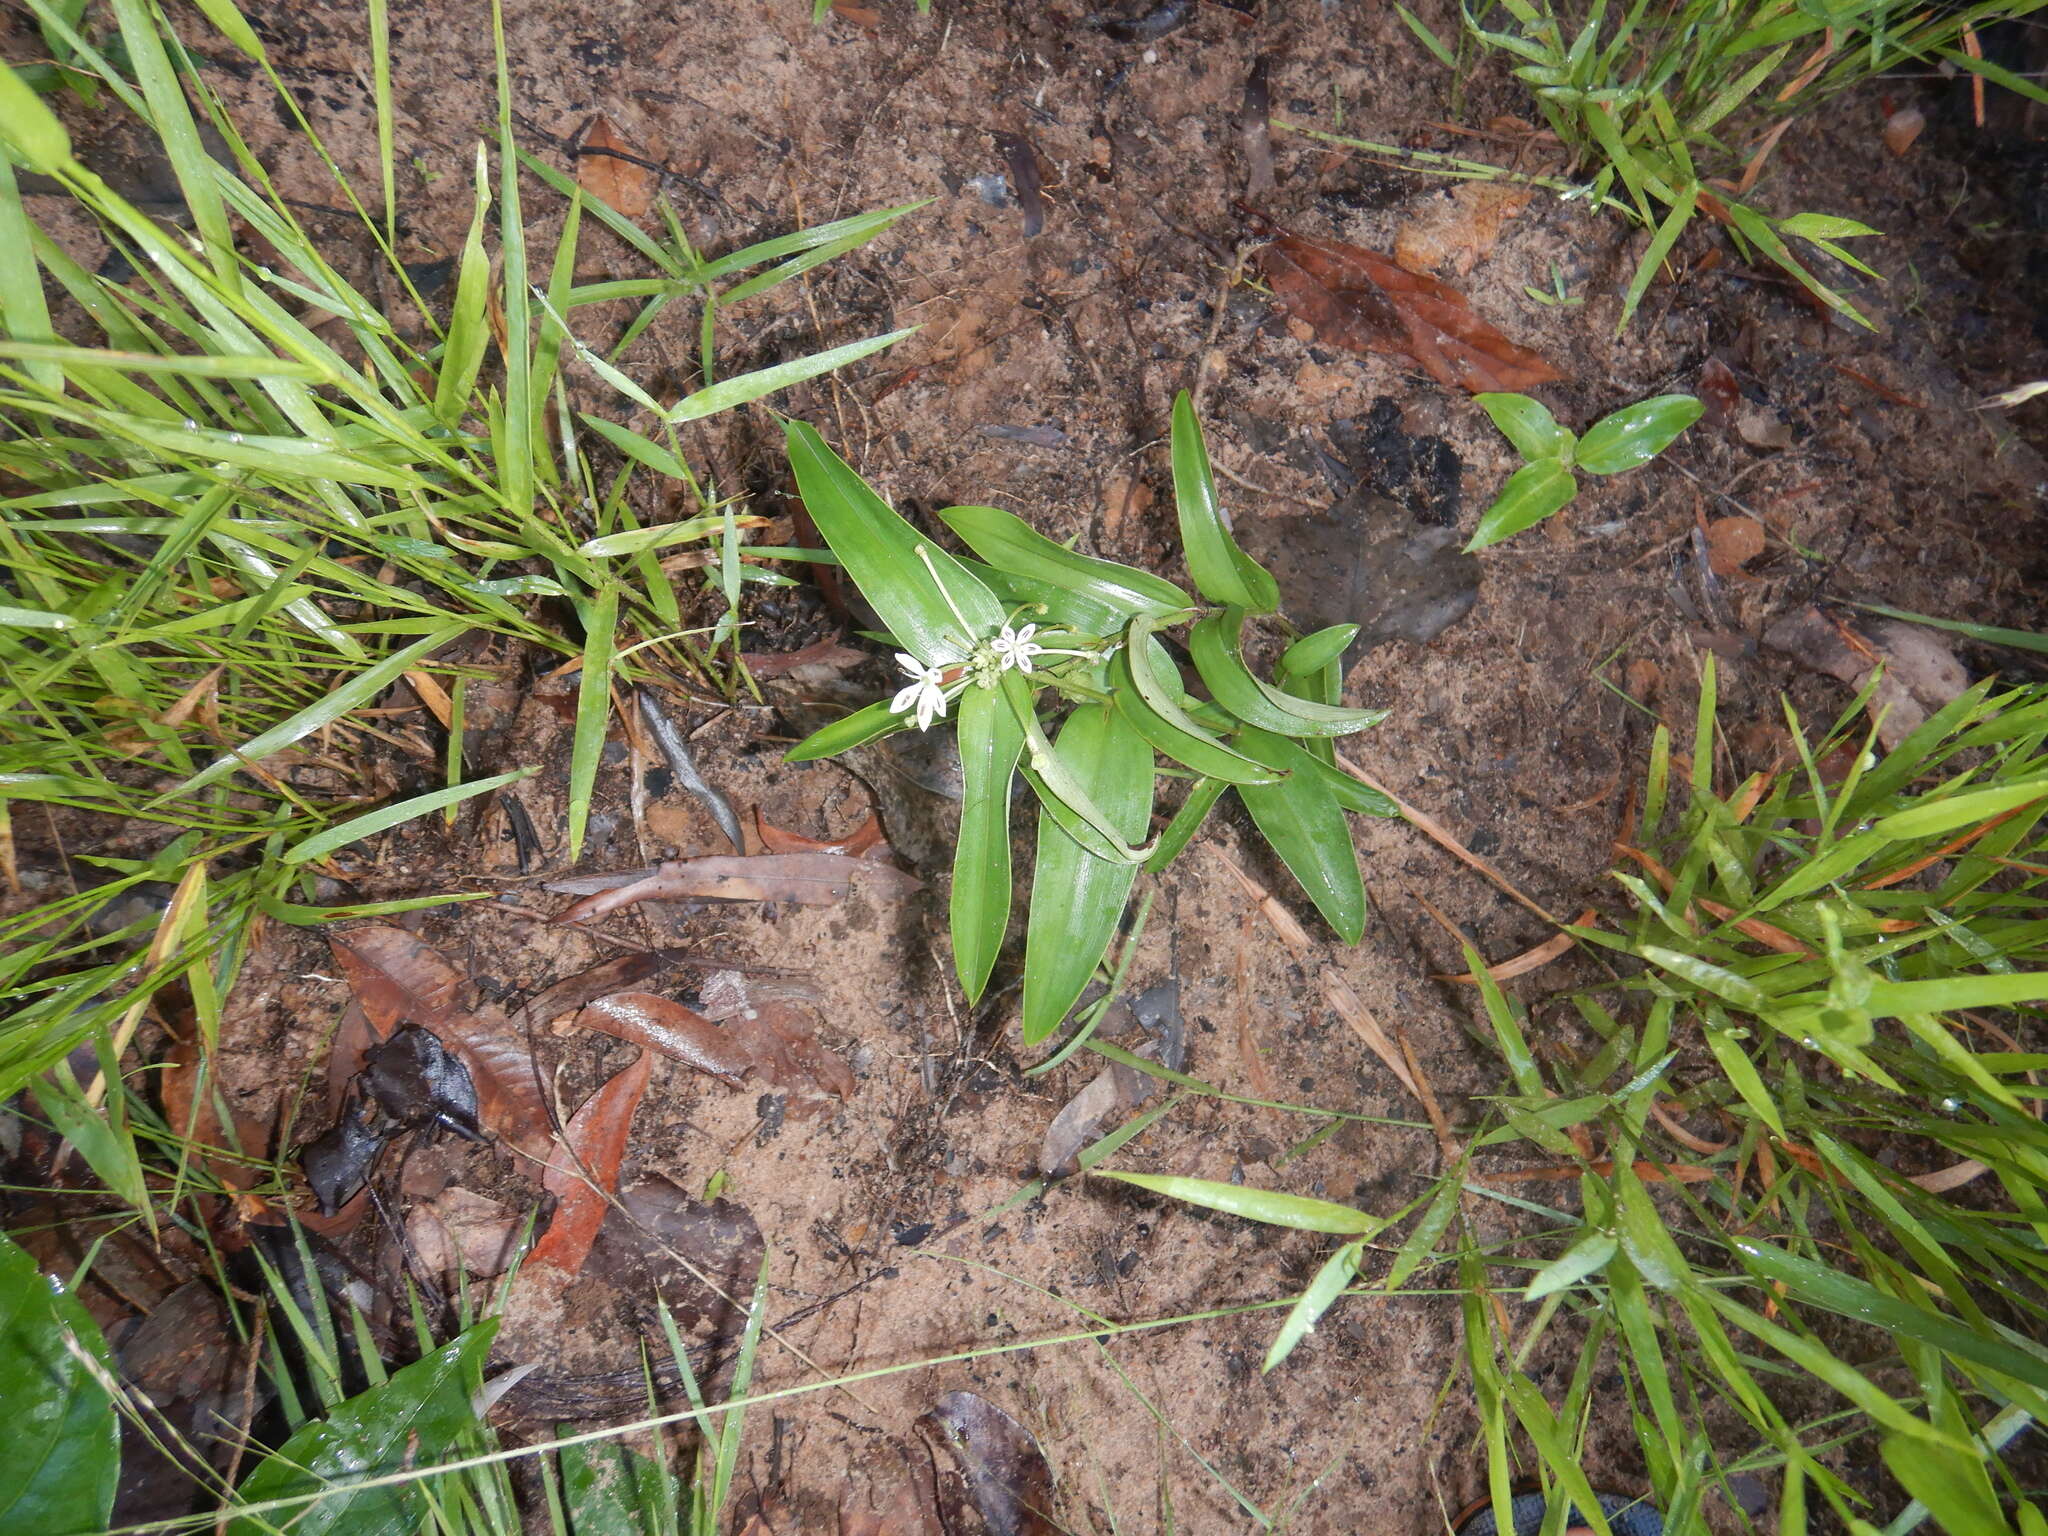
[1013, 680, 1154, 864]
[30, 1065, 148, 1213]
[1465, 458, 1577, 550]
[1170, 390, 1278, 612]
[1383, 1175, 1462, 1291]
[1265, 1239, 1363, 1372]
[1277, 624, 1358, 680]
[0, 1232, 119, 1536]
[952, 681, 1023, 1003]
[1233, 727, 1367, 944]
[1576, 394, 1703, 475]
[284, 767, 536, 864]
[1613, 1164, 1688, 1291]
[1476, 392, 1574, 461]
[1108, 629, 1279, 786]
[1022, 704, 1154, 1042]
[785, 421, 1003, 665]
[0, 604, 73, 629]
[1296, 751, 1400, 817]
[1188, 609, 1388, 738]
[939, 504, 1191, 621]
[172, 625, 465, 794]
[1859, 972, 2048, 1017]
[0, 60, 75, 174]
[558, 1437, 678, 1536]
[229, 1321, 497, 1536]
[960, 556, 1124, 637]
[668, 327, 912, 423]
[783, 698, 905, 762]
[1873, 777, 2048, 840]
[1880, 1439, 2006, 1536]
[432, 144, 492, 426]
[1094, 1169, 1384, 1234]
[1524, 1231, 1619, 1299]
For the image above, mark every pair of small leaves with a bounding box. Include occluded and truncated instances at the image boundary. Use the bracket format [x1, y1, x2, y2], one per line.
[1465, 391, 1704, 551]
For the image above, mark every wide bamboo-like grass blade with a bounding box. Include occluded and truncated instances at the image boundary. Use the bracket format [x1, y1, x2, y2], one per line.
[1170, 390, 1278, 613]
[952, 680, 1023, 1003]
[1233, 726, 1367, 945]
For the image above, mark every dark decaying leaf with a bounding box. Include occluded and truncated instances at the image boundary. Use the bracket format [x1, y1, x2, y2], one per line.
[301, 1100, 387, 1217]
[516, 950, 670, 1028]
[1259, 225, 1563, 394]
[0, 1232, 121, 1536]
[995, 131, 1045, 237]
[587, 1174, 766, 1345]
[161, 1028, 272, 1211]
[528, 1050, 653, 1278]
[549, 852, 921, 923]
[738, 637, 868, 679]
[566, 992, 754, 1086]
[1038, 984, 1186, 1176]
[328, 925, 553, 1157]
[920, 1391, 1060, 1536]
[698, 971, 856, 1109]
[361, 1026, 483, 1140]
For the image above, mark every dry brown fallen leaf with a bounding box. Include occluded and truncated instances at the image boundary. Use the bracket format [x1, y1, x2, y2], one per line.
[550, 851, 921, 923]
[408, 1187, 520, 1279]
[1884, 105, 1926, 157]
[563, 992, 754, 1086]
[1439, 909, 1599, 984]
[738, 638, 868, 680]
[1393, 182, 1535, 277]
[327, 926, 554, 1157]
[575, 114, 654, 219]
[921, 1391, 1060, 1536]
[1258, 222, 1564, 395]
[1705, 515, 1766, 578]
[527, 1049, 652, 1277]
[1762, 608, 1968, 750]
[752, 808, 888, 858]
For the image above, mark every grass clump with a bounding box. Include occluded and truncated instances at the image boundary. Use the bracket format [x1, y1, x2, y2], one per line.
[0, 0, 914, 1102]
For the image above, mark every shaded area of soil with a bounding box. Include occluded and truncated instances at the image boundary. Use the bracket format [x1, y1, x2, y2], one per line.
[7, 1, 2048, 1531]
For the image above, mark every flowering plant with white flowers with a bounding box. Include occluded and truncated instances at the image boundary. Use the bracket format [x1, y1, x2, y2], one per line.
[781, 393, 1399, 1048]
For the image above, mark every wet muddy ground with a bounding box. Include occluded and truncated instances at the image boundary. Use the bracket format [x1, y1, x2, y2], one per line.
[12, 0, 2048, 1530]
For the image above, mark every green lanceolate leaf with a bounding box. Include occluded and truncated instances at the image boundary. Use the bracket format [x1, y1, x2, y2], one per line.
[952, 681, 1024, 1003]
[1022, 704, 1154, 1043]
[960, 557, 1124, 637]
[1575, 394, 1702, 475]
[1095, 1169, 1386, 1234]
[785, 421, 1004, 665]
[939, 504, 1192, 621]
[1012, 675, 1154, 864]
[784, 698, 905, 762]
[432, 144, 492, 427]
[1476, 392, 1575, 462]
[1109, 624, 1279, 786]
[229, 1320, 498, 1536]
[0, 60, 74, 174]
[1145, 775, 1227, 874]
[283, 767, 537, 864]
[1524, 1230, 1619, 1300]
[1170, 390, 1278, 613]
[1188, 609, 1388, 739]
[1465, 458, 1577, 551]
[668, 327, 913, 423]
[1873, 776, 2048, 840]
[1277, 624, 1359, 680]
[1265, 1239, 1364, 1372]
[557, 1438, 679, 1536]
[1233, 727, 1368, 945]
[0, 1232, 119, 1536]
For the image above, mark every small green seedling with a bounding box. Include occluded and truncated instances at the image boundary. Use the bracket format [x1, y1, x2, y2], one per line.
[784, 392, 1398, 1046]
[1522, 263, 1583, 308]
[1465, 391, 1702, 552]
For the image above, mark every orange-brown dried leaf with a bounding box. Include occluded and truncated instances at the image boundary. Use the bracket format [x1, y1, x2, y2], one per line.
[568, 992, 754, 1086]
[329, 926, 463, 1038]
[753, 809, 888, 859]
[1393, 182, 1533, 276]
[576, 114, 654, 219]
[528, 1050, 652, 1277]
[1260, 228, 1563, 394]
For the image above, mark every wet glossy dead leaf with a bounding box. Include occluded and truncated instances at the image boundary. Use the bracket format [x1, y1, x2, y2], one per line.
[1764, 608, 1969, 749]
[1705, 515, 1766, 577]
[1393, 182, 1533, 277]
[1884, 106, 1925, 157]
[587, 1175, 765, 1345]
[301, 1102, 386, 1217]
[161, 1029, 274, 1219]
[575, 114, 654, 219]
[549, 852, 920, 923]
[1698, 356, 1741, 427]
[698, 972, 855, 1109]
[920, 1391, 1060, 1536]
[528, 1050, 653, 1277]
[565, 992, 753, 1086]
[1259, 225, 1563, 394]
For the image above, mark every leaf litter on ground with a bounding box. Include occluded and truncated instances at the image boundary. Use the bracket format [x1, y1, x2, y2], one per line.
[921, 1390, 1061, 1536]
[1257, 220, 1564, 394]
[547, 850, 920, 921]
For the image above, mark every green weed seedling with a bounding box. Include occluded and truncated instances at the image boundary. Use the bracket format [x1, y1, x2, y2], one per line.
[784, 390, 1399, 1046]
[1465, 390, 1701, 550]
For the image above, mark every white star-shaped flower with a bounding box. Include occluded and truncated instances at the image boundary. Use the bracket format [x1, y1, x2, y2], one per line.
[889, 652, 951, 731]
[989, 623, 1043, 675]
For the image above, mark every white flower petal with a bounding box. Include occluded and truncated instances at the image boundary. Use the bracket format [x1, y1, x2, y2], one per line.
[896, 652, 928, 679]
